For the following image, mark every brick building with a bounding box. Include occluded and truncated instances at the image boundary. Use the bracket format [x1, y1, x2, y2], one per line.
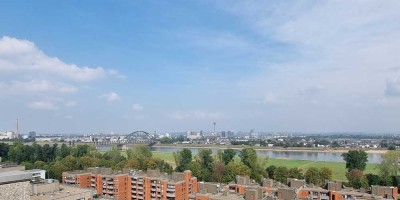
[62, 167, 199, 200]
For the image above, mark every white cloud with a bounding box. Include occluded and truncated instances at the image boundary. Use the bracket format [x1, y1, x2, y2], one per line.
[0, 36, 125, 81]
[107, 69, 126, 79]
[0, 80, 78, 94]
[132, 103, 144, 111]
[28, 101, 59, 110]
[65, 101, 77, 107]
[167, 111, 223, 120]
[102, 92, 120, 102]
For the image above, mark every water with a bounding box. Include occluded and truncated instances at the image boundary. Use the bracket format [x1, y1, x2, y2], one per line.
[151, 146, 383, 164]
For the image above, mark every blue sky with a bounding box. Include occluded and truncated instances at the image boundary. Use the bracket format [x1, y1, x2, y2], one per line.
[1, 0, 400, 134]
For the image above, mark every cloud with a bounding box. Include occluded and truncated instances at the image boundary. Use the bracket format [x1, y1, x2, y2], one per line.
[107, 69, 126, 79]
[28, 101, 59, 110]
[65, 101, 77, 107]
[0, 36, 107, 81]
[385, 79, 400, 97]
[167, 111, 223, 120]
[101, 92, 120, 102]
[132, 103, 144, 111]
[0, 80, 78, 94]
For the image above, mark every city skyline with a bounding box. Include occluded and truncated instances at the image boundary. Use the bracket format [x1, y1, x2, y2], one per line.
[1, 1, 400, 133]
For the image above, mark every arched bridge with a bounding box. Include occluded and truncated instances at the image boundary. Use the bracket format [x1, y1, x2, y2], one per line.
[92, 131, 157, 147]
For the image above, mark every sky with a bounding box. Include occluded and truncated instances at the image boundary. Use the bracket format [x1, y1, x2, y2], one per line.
[1, 0, 400, 134]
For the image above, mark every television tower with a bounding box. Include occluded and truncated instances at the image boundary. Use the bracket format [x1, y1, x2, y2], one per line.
[213, 122, 216, 134]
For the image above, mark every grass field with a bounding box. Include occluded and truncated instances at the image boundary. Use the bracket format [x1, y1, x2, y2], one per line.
[150, 151, 379, 181]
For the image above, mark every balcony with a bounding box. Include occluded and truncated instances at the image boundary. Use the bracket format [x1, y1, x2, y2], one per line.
[107, 181, 114, 184]
[167, 188, 175, 192]
[132, 185, 137, 189]
[166, 193, 175, 197]
[91, 183, 95, 187]
[64, 179, 76, 183]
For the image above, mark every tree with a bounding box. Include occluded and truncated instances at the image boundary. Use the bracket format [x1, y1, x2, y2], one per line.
[197, 149, 213, 171]
[377, 150, 400, 185]
[274, 166, 289, 184]
[8, 142, 26, 163]
[266, 165, 277, 179]
[346, 169, 368, 189]
[62, 155, 78, 171]
[185, 161, 202, 179]
[223, 161, 251, 183]
[127, 144, 153, 160]
[366, 174, 381, 186]
[160, 137, 174, 144]
[48, 160, 67, 181]
[60, 143, 70, 158]
[78, 156, 96, 169]
[305, 167, 321, 185]
[21, 161, 34, 170]
[288, 167, 304, 179]
[0, 143, 9, 159]
[342, 150, 368, 171]
[319, 167, 333, 183]
[175, 148, 192, 172]
[212, 161, 225, 183]
[222, 149, 236, 164]
[239, 148, 257, 168]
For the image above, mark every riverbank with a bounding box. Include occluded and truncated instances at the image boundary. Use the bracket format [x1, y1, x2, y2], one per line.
[153, 144, 388, 154]
[151, 151, 379, 181]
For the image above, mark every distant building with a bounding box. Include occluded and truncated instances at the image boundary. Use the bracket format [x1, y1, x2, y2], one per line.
[28, 131, 36, 140]
[187, 131, 203, 140]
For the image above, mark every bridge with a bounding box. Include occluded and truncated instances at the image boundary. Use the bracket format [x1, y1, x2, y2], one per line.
[92, 131, 157, 148]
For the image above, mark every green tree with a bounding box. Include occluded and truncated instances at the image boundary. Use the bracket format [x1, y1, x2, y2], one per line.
[274, 166, 289, 184]
[21, 161, 34, 170]
[127, 144, 153, 160]
[319, 167, 333, 183]
[197, 149, 213, 171]
[78, 156, 96, 169]
[305, 167, 321, 185]
[222, 149, 236, 164]
[0, 143, 9, 159]
[34, 161, 47, 169]
[185, 161, 202, 179]
[266, 165, 277, 179]
[346, 169, 369, 189]
[175, 148, 192, 172]
[379, 150, 400, 179]
[103, 146, 126, 165]
[48, 160, 67, 181]
[239, 148, 257, 168]
[160, 137, 174, 144]
[342, 150, 368, 171]
[31, 142, 43, 161]
[60, 143, 70, 158]
[8, 142, 26, 163]
[223, 161, 251, 183]
[62, 155, 78, 171]
[366, 174, 381, 186]
[288, 167, 304, 179]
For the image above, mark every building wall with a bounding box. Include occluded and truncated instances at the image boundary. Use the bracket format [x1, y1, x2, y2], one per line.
[0, 181, 30, 200]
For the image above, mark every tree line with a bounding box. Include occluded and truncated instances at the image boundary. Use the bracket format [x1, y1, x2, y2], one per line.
[0, 142, 172, 181]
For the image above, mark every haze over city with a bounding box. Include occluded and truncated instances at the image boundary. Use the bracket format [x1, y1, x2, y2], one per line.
[1, 1, 400, 134]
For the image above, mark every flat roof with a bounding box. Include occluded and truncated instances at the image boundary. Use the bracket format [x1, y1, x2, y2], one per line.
[0, 170, 32, 184]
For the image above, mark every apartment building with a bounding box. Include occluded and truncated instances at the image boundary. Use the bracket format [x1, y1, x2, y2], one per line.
[62, 167, 199, 200]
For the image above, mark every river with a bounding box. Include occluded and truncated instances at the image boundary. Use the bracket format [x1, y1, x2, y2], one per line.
[97, 145, 383, 163]
[151, 146, 383, 164]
